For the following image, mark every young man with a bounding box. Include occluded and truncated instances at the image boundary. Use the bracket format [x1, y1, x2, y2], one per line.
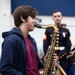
[43, 10, 74, 75]
[0, 5, 43, 75]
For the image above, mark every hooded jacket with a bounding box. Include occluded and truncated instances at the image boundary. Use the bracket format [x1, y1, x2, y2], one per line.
[0, 27, 43, 75]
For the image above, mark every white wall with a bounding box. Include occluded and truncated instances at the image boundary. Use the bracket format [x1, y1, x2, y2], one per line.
[0, 0, 11, 57]
[37, 15, 75, 26]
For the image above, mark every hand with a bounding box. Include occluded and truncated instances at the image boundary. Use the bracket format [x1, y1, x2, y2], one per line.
[67, 51, 75, 58]
[44, 53, 59, 66]
[53, 53, 59, 66]
[70, 51, 74, 56]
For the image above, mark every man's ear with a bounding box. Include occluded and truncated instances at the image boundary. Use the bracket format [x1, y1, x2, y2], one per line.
[20, 16, 25, 22]
[61, 16, 63, 20]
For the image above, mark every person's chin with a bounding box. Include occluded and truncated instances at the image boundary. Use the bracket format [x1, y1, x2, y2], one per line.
[30, 28, 34, 31]
[56, 23, 60, 24]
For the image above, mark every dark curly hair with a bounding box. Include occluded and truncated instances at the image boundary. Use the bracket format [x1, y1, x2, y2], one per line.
[13, 5, 38, 27]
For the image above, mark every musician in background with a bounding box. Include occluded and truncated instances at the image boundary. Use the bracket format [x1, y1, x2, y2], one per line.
[43, 10, 74, 75]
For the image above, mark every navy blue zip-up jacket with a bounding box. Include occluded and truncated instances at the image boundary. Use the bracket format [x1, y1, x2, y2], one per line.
[0, 27, 43, 75]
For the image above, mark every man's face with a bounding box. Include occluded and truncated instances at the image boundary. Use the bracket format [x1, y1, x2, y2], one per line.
[26, 16, 36, 31]
[52, 12, 63, 24]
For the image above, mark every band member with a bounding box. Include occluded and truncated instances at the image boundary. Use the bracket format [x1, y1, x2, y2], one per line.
[0, 5, 44, 75]
[43, 10, 74, 75]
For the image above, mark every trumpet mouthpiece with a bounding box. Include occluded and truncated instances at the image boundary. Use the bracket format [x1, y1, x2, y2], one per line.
[35, 24, 42, 28]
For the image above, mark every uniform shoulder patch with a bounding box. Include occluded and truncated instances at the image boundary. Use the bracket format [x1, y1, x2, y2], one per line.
[69, 36, 72, 42]
[43, 34, 47, 41]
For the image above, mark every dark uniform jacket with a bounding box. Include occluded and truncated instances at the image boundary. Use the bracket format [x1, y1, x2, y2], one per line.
[0, 27, 43, 75]
[43, 25, 72, 69]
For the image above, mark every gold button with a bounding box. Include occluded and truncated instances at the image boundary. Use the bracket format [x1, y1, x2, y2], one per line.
[50, 35, 52, 37]
[57, 34, 59, 37]
[56, 41, 59, 43]
[60, 56, 62, 58]
[64, 53, 66, 55]
[57, 32, 59, 33]
[56, 38, 59, 40]
[56, 47, 60, 50]
[56, 44, 59, 46]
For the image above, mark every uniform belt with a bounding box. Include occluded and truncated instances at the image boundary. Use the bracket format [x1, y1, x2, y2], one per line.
[55, 46, 65, 50]
[49, 46, 65, 50]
